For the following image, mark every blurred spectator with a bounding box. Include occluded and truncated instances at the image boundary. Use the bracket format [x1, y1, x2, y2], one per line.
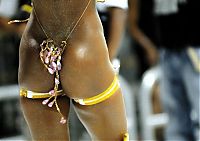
[128, 0, 159, 79]
[96, 0, 128, 60]
[128, 0, 200, 141]
[0, 0, 30, 36]
[0, 0, 30, 85]
[0, 0, 30, 138]
[156, 1, 200, 140]
[0, 0, 19, 85]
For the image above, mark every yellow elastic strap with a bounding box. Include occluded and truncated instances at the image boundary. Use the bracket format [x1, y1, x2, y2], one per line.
[123, 133, 129, 141]
[20, 89, 63, 99]
[74, 75, 119, 105]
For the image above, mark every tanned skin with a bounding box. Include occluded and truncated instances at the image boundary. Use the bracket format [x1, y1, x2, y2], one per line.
[19, 0, 127, 140]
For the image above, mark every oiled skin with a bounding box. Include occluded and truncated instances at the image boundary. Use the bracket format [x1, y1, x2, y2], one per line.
[19, 0, 127, 140]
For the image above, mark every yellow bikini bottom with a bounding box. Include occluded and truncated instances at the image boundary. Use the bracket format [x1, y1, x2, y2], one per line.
[20, 75, 119, 105]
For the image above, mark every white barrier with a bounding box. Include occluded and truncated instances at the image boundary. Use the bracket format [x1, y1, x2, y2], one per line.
[138, 66, 168, 140]
[0, 85, 19, 100]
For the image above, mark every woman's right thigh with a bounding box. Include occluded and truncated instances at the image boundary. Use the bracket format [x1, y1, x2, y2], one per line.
[73, 89, 128, 141]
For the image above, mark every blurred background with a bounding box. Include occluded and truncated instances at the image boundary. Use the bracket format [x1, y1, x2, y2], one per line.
[0, 0, 199, 141]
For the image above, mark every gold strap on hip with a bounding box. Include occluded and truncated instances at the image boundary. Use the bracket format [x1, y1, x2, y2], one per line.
[20, 89, 63, 99]
[74, 75, 119, 105]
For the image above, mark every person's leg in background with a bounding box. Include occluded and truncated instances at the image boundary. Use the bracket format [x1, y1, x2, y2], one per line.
[183, 47, 200, 140]
[159, 49, 196, 141]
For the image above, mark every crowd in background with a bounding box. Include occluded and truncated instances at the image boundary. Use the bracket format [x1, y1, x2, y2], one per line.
[0, 0, 199, 141]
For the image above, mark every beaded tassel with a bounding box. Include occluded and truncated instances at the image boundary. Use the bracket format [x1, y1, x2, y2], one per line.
[39, 39, 67, 124]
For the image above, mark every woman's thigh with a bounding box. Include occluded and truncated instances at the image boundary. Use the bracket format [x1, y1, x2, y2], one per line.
[58, 35, 128, 140]
[20, 96, 70, 140]
[73, 89, 128, 141]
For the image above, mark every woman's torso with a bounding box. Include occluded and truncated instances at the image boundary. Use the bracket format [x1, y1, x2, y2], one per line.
[18, 0, 115, 99]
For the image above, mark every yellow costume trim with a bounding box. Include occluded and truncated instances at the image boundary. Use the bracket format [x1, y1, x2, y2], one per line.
[20, 89, 63, 99]
[123, 133, 129, 141]
[74, 75, 119, 105]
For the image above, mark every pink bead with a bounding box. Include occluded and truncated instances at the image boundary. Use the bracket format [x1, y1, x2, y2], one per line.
[55, 78, 60, 85]
[47, 52, 51, 57]
[48, 68, 55, 74]
[45, 57, 49, 64]
[57, 61, 61, 70]
[48, 101, 54, 107]
[49, 90, 55, 95]
[51, 62, 57, 70]
[42, 99, 49, 105]
[58, 48, 62, 53]
[60, 117, 66, 124]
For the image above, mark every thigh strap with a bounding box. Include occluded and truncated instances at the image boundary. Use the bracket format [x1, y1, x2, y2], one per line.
[20, 89, 66, 124]
[74, 75, 119, 105]
[20, 75, 119, 102]
[20, 89, 63, 99]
